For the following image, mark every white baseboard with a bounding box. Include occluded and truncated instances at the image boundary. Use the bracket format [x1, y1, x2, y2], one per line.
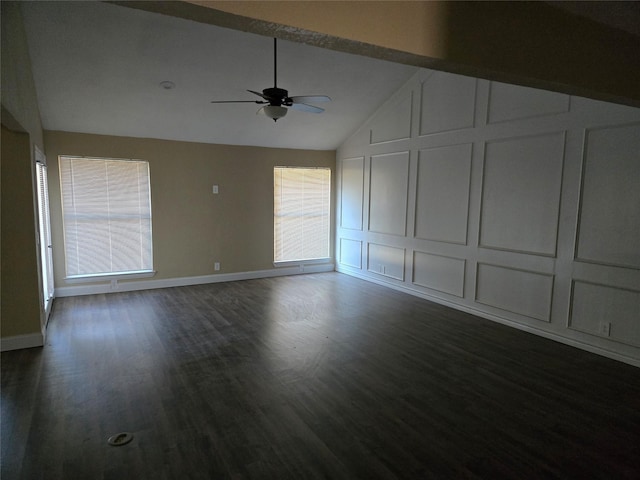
[1, 332, 44, 352]
[55, 263, 335, 297]
[336, 266, 640, 368]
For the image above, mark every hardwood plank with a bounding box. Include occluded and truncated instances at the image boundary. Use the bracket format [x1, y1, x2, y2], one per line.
[2, 273, 639, 479]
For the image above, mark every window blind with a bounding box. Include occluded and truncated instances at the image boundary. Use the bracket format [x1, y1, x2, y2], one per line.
[59, 156, 153, 277]
[274, 166, 330, 263]
[36, 161, 54, 303]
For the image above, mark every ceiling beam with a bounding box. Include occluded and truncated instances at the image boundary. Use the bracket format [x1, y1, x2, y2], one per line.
[113, 1, 640, 107]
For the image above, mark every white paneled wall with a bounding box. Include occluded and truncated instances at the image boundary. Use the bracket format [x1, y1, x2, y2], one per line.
[369, 152, 410, 235]
[481, 132, 565, 256]
[336, 69, 640, 366]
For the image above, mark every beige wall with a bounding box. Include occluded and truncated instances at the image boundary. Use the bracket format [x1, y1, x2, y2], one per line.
[1, 2, 46, 344]
[44, 131, 335, 288]
[1, 127, 42, 339]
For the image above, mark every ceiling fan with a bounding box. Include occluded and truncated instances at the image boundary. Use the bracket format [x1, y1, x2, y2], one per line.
[211, 38, 331, 122]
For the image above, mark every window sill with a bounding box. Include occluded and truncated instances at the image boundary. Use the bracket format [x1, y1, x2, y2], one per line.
[65, 270, 156, 284]
[273, 258, 331, 268]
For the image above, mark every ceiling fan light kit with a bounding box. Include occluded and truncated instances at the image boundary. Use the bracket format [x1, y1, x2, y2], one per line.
[211, 38, 330, 122]
[262, 105, 288, 121]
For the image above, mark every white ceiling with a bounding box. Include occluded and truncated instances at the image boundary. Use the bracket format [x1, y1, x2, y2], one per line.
[21, 1, 418, 150]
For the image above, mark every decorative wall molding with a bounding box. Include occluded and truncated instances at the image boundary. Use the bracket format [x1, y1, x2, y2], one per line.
[415, 144, 472, 244]
[569, 280, 640, 347]
[368, 151, 410, 236]
[339, 238, 362, 269]
[367, 243, 405, 280]
[475, 263, 554, 322]
[575, 123, 640, 270]
[479, 131, 566, 257]
[487, 81, 570, 125]
[340, 157, 365, 231]
[370, 91, 412, 144]
[412, 251, 465, 297]
[419, 72, 477, 136]
[337, 68, 640, 366]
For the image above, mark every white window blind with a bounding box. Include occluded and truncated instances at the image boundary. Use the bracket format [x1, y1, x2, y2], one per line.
[36, 160, 54, 306]
[274, 166, 331, 263]
[59, 156, 153, 278]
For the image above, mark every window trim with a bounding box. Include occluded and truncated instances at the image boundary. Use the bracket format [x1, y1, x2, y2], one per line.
[273, 257, 331, 268]
[64, 270, 156, 283]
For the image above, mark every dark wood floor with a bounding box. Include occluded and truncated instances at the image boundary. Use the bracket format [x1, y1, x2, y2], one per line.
[2, 273, 639, 479]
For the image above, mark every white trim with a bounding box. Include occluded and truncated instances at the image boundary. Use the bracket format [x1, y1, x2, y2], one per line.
[44, 293, 54, 328]
[336, 265, 640, 368]
[55, 264, 335, 297]
[274, 258, 331, 267]
[1, 333, 45, 352]
[65, 270, 156, 283]
[34, 144, 46, 166]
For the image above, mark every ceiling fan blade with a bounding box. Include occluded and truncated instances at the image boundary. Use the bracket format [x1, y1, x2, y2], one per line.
[290, 103, 324, 114]
[248, 89, 270, 100]
[290, 95, 331, 104]
[211, 100, 267, 104]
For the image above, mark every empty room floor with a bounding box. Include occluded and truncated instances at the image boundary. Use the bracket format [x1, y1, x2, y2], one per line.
[2, 272, 639, 479]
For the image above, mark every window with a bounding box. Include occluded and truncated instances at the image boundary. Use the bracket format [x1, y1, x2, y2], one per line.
[59, 156, 153, 278]
[35, 148, 54, 318]
[274, 166, 331, 263]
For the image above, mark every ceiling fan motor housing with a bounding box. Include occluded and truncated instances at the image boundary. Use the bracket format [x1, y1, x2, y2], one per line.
[263, 87, 290, 105]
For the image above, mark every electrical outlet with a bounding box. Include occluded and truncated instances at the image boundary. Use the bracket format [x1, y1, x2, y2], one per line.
[598, 322, 611, 337]
[212, 185, 219, 194]
[214, 262, 220, 271]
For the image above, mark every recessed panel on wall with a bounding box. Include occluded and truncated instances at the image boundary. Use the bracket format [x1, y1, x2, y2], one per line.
[413, 252, 465, 297]
[367, 243, 405, 280]
[480, 132, 565, 256]
[369, 152, 409, 236]
[577, 124, 640, 269]
[339, 238, 362, 269]
[487, 81, 570, 124]
[370, 92, 412, 144]
[476, 263, 554, 322]
[340, 157, 364, 231]
[415, 144, 471, 244]
[420, 72, 476, 135]
[570, 281, 640, 347]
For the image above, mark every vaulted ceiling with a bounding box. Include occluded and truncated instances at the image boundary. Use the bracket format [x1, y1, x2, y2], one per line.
[20, 1, 640, 151]
[20, 1, 418, 150]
